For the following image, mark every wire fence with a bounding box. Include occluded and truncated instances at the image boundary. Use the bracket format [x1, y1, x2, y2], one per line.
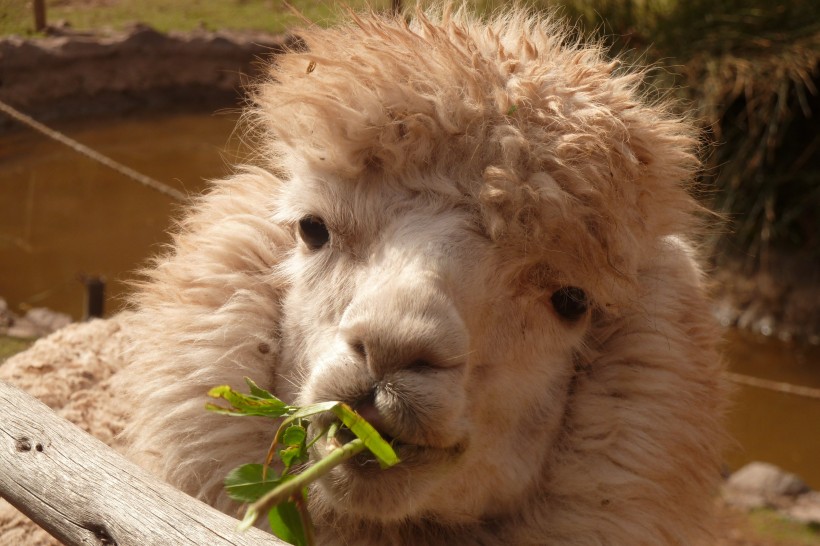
[726, 371, 820, 400]
[0, 99, 188, 202]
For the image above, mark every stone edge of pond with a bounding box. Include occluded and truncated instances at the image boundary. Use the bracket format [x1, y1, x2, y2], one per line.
[712, 253, 820, 346]
[0, 24, 291, 131]
[724, 461, 820, 529]
[0, 297, 72, 343]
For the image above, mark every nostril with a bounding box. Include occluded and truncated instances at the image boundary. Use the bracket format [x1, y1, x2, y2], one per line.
[353, 393, 391, 439]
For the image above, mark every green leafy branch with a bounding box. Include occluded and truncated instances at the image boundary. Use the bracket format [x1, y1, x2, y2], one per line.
[206, 378, 399, 546]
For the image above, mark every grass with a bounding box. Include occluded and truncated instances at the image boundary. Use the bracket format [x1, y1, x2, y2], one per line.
[0, 335, 33, 364]
[0, 0, 393, 36]
[748, 508, 820, 545]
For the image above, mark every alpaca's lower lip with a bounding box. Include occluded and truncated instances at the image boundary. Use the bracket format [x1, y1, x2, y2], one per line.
[325, 432, 419, 462]
[336, 436, 468, 472]
[348, 442, 437, 470]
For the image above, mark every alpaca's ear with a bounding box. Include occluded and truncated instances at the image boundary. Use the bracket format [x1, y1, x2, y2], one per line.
[622, 107, 702, 243]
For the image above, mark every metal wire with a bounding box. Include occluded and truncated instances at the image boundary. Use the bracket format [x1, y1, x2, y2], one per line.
[0, 99, 188, 202]
[726, 371, 820, 400]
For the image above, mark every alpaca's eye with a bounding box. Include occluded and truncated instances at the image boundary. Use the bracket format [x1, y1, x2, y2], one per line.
[551, 287, 588, 320]
[298, 216, 330, 249]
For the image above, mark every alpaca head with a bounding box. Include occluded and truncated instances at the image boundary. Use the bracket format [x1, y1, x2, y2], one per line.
[125, 6, 722, 543]
[251, 6, 702, 524]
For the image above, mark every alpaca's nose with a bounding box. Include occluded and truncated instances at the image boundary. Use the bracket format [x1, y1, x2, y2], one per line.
[345, 334, 438, 377]
[339, 286, 469, 379]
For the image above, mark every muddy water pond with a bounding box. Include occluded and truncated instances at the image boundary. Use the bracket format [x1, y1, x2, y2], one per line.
[2, 111, 819, 487]
[1, 111, 242, 317]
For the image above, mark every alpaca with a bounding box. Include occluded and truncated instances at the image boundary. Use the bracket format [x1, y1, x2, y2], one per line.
[1, 6, 726, 545]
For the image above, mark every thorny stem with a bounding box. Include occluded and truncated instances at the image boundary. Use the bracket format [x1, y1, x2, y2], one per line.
[238, 438, 367, 531]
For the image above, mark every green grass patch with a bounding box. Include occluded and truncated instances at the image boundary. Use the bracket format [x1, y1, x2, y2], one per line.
[748, 508, 820, 545]
[0, 335, 33, 364]
[0, 0, 394, 36]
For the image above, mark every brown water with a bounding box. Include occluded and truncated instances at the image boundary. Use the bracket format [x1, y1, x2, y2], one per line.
[0, 111, 244, 318]
[2, 112, 819, 487]
[723, 331, 820, 487]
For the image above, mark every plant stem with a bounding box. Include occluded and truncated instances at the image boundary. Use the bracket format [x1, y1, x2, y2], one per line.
[294, 489, 316, 546]
[238, 438, 366, 531]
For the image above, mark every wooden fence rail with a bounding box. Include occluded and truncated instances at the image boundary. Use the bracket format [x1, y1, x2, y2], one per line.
[0, 380, 284, 546]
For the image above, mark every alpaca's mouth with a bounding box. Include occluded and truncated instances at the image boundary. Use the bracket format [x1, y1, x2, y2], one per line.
[310, 394, 467, 471]
[324, 423, 468, 473]
[318, 420, 465, 473]
[331, 424, 394, 449]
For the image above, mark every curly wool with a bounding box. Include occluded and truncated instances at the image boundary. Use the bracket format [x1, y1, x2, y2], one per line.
[254, 5, 701, 309]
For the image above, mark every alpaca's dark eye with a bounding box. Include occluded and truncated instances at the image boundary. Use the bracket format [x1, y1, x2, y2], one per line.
[298, 216, 330, 249]
[551, 287, 588, 320]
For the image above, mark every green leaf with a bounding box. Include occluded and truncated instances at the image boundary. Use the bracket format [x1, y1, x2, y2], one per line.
[285, 401, 340, 420]
[331, 403, 399, 469]
[204, 403, 256, 417]
[224, 464, 282, 503]
[272, 401, 340, 446]
[245, 377, 276, 399]
[219, 385, 400, 540]
[268, 500, 308, 546]
[279, 425, 308, 471]
[279, 445, 308, 469]
[282, 425, 307, 447]
[206, 385, 290, 418]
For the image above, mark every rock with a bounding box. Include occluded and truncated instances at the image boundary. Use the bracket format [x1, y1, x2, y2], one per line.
[0, 298, 13, 329]
[4, 308, 72, 339]
[0, 298, 72, 339]
[5, 319, 41, 340]
[24, 308, 72, 334]
[724, 462, 811, 509]
[728, 462, 810, 497]
[788, 491, 820, 524]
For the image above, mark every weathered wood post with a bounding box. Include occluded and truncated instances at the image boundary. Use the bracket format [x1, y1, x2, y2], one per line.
[33, 0, 47, 32]
[0, 381, 284, 546]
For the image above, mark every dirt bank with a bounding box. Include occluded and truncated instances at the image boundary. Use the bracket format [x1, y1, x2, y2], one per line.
[713, 252, 820, 345]
[0, 25, 288, 129]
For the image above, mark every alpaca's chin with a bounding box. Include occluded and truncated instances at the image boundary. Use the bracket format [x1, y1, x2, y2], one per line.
[313, 438, 468, 522]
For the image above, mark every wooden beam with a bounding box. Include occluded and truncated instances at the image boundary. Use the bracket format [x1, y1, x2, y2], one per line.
[0, 380, 282, 546]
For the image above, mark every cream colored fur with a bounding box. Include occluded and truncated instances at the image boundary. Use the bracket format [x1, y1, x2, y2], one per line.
[2, 6, 725, 545]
